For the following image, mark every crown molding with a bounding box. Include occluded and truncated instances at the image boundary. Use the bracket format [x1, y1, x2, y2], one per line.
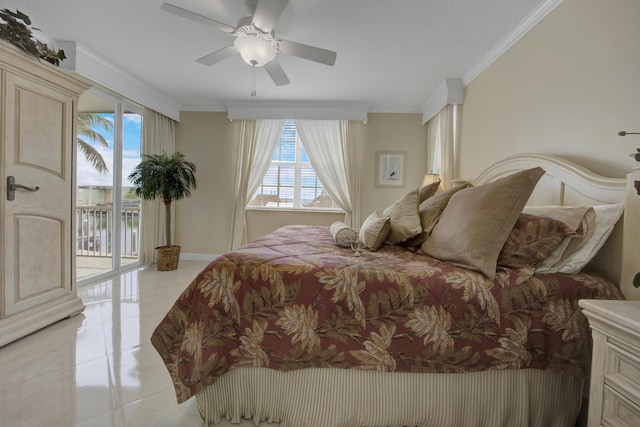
[368, 105, 422, 114]
[421, 79, 464, 124]
[224, 101, 371, 121]
[180, 102, 228, 112]
[462, 0, 564, 86]
[420, 0, 563, 123]
[58, 0, 562, 121]
[59, 41, 181, 121]
[182, 101, 419, 115]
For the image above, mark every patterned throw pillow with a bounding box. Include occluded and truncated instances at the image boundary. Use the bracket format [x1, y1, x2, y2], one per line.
[359, 211, 391, 250]
[522, 205, 595, 272]
[498, 214, 577, 268]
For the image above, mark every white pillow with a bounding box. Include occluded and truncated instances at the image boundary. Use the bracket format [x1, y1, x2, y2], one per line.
[556, 203, 624, 273]
[329, 221, 358, 248]
[524, 205, 595, 273]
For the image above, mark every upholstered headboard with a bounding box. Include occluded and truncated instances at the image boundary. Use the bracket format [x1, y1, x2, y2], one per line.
[473, 154, 635, 299]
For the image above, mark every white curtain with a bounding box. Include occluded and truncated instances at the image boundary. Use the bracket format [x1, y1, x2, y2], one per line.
[229, 119, 286, 249]
[138, 107, 176, 265]
[295, 120, 363, 228]
[342, 120, 363, 228]
[426, 104, 460, 190]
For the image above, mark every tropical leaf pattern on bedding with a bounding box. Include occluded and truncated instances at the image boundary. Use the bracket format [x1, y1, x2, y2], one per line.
[151, 225, 624, 403]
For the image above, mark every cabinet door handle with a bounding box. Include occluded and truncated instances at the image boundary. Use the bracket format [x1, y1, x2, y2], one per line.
[6, 176, 40, 201]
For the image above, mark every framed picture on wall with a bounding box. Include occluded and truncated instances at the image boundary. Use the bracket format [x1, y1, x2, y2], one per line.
[376, 151, 406, 187]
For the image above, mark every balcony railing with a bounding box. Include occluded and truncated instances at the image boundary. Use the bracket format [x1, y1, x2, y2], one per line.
[76, 205, 139, 258]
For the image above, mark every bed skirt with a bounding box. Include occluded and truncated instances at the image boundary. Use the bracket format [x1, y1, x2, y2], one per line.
[195, 368, 585, 427]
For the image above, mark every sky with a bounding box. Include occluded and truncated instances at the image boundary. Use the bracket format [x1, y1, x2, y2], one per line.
[76, 113, 142, 187]
[76, 115, 325, 203]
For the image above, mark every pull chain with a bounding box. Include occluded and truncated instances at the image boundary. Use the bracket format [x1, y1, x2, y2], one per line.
[251, 65, 256, 97]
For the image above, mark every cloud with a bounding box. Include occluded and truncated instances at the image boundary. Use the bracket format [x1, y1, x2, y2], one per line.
[123, 149, 141, 159]
[122, 156, 141, 185]
[77, 148, 142, 188]
[124, 113, 142, 125]
[77, 146, 112, 186]
[76, 112, 141, 188]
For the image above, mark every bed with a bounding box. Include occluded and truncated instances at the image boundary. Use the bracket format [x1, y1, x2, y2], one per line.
[151, 154, 632, 427]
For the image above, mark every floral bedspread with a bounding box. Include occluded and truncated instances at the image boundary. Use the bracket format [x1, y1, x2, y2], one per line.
[151, 225, 623, 403]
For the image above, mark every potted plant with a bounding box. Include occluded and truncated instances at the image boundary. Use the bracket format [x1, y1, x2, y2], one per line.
[0, 8, 66, 65]
[129, 152, 197, 271]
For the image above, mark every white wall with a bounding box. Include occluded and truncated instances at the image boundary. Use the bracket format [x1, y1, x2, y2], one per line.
[175, 0, 640, 258]
[459, 0, 640, 181]
[359, 114, 428, 219]
[175, 112, 428, 256]
[174, 112, 236, 255]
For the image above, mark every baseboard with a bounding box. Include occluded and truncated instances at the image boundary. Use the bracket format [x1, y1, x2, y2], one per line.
[180, 253, 220, 262]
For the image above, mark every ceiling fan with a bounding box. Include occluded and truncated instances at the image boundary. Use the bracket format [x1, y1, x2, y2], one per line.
[161, 0, 337, 87]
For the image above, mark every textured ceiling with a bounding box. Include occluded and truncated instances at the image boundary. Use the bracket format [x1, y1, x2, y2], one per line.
[3, 0, 550, 113]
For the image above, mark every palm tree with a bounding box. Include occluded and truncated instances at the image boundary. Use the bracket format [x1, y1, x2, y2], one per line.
[128, 152, 197, 248]
[77, 113, 112, 174]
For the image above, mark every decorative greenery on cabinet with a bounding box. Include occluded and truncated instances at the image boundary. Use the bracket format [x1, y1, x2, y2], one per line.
[0, 8, 66, 65]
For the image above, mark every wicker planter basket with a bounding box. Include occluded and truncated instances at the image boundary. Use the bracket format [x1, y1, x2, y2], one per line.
[156, 245, 181, 271]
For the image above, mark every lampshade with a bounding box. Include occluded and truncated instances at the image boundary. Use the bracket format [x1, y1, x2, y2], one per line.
[234, 35, 277, 67]
[421, 173, 440, 188]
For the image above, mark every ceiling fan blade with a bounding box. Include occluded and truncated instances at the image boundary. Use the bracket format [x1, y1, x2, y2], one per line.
[196, 45, 238, 66]
[252, 0, 289, 33]
[264, 59, 290, 86]
[161, 3, 235, 33]
[278, 40, 337, 66]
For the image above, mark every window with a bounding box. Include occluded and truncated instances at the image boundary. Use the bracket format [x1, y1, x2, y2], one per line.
[249, 120, 339, 210]
[76, 90, 142, 283]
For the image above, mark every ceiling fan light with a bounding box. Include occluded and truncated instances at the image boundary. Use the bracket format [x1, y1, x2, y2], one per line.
[234, 35, 276, 67]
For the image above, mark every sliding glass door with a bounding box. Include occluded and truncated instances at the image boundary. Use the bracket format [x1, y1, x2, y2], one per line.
[76, 89, 142, 283]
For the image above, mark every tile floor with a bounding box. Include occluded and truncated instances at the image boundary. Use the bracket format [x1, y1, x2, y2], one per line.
[0, 261, 589, 427]
[0, 261, 225, 427]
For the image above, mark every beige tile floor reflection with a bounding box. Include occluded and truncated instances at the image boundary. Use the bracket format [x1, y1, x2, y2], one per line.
[0, 261, 218, 427]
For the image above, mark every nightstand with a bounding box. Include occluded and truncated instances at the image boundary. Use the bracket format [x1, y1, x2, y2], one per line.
[579, 300, 640, 427]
